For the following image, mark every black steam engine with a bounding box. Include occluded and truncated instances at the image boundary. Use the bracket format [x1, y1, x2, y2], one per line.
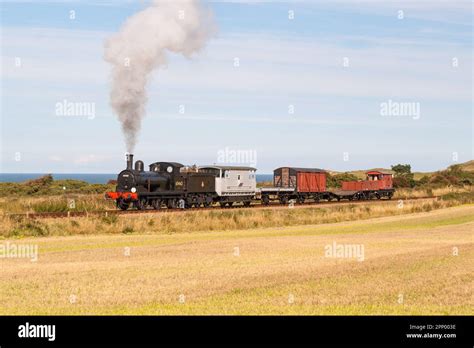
[108, 154, 217, 210]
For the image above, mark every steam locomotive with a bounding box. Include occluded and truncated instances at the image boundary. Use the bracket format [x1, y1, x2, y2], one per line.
[106, 154, 255, 210]
[105, 154, 394, 210]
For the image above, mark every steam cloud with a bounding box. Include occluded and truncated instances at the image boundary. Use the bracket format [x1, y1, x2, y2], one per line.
[104, 0, 214, 152]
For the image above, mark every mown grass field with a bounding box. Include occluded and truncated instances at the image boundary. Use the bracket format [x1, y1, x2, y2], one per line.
[1, 204, 472, 315]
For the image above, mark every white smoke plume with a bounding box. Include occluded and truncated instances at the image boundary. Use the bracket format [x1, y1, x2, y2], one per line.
[104, 0, 214, 152]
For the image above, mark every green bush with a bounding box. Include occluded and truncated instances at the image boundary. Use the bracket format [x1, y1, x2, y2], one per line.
[102, 215, 118, 225]
[440, 191, 474, 204]
[10, 220, 50, 237]
[326, 173, 359, 188]
[122, 226, 134, 234]
[0, 175, 114, 197]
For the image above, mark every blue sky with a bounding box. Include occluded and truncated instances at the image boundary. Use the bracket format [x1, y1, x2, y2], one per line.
[1, 0, 472, 173]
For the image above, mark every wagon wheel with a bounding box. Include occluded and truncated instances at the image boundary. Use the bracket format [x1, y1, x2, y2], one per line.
[297, 197, 305, 204]
[195, 196, 206, 208]
[243, 201, 251, 207]
[227, 202, 233, 207]
[262, 195, 270, 206]
[219, 202, 226, 208]
[203, 197, 212, 208]
[280, 196, 288, 205]
[117, 199, 129, 211]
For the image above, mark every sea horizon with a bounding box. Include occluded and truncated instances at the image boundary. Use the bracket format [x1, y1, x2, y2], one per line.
[0, 173, 273, 184]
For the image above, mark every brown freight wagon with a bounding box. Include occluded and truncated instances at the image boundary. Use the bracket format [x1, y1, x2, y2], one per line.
[342, 171, 393, 191]
[259, 167, 333, 205]
[273, 167, 327, 192]
[338, 171, 395, 200]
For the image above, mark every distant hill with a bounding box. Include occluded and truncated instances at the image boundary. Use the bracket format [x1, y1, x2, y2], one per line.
[454, 160, 474, 172]
[327, 168, 392, 179]
[327, 160, 474, 180]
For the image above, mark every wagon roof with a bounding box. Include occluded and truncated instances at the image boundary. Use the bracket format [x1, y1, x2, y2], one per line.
[199, 165, 257, 171]
[274, 167, 326, 173]
[366, 170, 392, 175]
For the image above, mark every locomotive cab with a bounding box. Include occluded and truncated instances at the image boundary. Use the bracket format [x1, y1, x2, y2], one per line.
[149, 162, 185, 191]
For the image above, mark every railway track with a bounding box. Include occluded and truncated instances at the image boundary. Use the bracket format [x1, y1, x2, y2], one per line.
[4, 196, 438, 220]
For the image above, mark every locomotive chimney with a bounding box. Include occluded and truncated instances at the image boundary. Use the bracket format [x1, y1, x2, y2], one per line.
[126, 153, 134, 170]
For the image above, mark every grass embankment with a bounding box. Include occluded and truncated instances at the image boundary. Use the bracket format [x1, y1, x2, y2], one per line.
[0, 194, 116, 214]
[394, 186, 471, 199]
[1, 184, 470, 215]
[0, 174, 116, 214]
[1, 190, 473, 238]
[1, 204, 472, 315]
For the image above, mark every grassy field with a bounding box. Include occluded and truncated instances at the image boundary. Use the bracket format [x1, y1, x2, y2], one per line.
[0, 204, 472, 315]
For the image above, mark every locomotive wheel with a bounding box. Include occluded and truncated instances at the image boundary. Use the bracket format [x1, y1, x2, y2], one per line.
[167, 199, 177, 209]
[117, 199, 129, 211]
[152, 199, 161, 210]
[134, 199, 147, 210]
